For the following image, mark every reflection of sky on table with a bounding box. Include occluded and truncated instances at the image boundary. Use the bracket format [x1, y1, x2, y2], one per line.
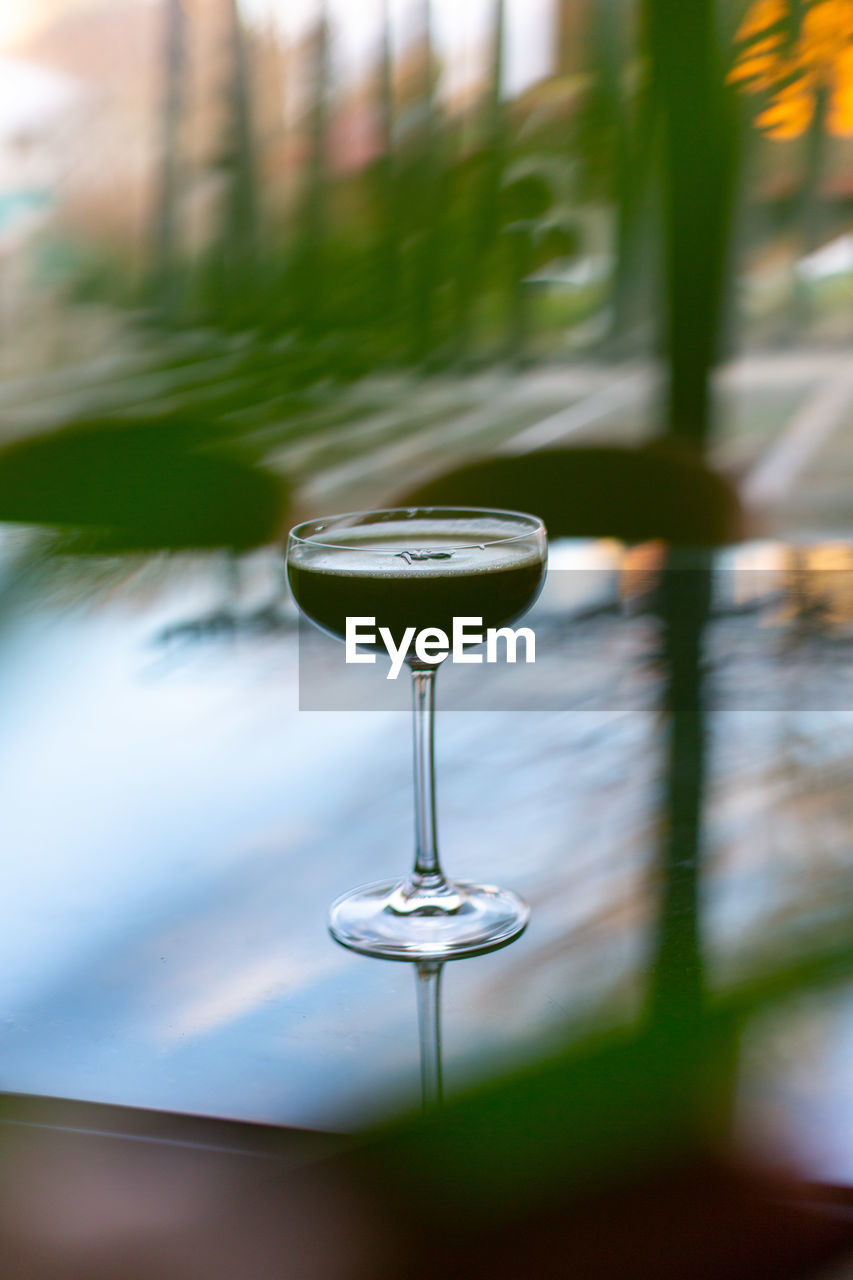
[0, 545, 655, 1130]
[2, 541, 853, 1181]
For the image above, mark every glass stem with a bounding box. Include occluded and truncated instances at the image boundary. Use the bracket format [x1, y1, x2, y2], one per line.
[411, 666, 444, 884]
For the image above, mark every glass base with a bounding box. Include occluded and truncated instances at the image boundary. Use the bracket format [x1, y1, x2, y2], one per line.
[328, 878, 530, 960]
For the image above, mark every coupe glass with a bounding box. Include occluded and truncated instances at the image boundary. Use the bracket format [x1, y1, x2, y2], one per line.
[286, 506, 547, 959]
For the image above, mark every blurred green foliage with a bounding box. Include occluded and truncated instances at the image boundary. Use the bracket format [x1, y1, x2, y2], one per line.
[69, 0, 592, 372]
[0, 414, 284, 555]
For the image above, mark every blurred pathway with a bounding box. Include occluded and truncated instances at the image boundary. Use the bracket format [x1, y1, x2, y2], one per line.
[743, 373, 853, 508]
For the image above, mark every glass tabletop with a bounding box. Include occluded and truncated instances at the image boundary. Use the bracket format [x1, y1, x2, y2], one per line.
[2, 538, 853, 1182]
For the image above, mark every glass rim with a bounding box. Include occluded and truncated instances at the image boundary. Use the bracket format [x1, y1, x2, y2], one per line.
[287, 505, 547, 555]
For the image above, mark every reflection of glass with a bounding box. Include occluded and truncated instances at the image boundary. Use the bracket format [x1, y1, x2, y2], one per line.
[396, 936, 526, 1111]
[287, 507, 547, 959]
[415, 962, 443, 1108]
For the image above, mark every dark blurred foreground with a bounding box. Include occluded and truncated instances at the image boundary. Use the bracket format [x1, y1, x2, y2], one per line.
[4, 1024, 853, 1280]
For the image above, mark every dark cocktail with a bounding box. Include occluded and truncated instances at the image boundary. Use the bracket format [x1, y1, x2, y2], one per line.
[288, 515, 545, 654]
